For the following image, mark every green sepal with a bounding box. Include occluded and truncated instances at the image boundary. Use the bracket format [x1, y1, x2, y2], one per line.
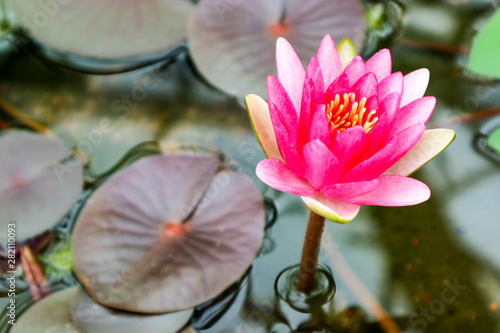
[337, 38, 357, 70]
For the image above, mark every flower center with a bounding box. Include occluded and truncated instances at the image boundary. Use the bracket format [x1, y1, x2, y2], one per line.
[268, 22, 290, 37]
[162, 223, 188, 241]
[325, 92, 379, 134]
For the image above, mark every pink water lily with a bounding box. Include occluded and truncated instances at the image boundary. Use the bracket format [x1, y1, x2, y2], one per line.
[246, 35, 455, 223]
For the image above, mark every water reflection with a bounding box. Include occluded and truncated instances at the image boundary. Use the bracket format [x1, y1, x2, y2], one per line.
[275, 264, 336, 313]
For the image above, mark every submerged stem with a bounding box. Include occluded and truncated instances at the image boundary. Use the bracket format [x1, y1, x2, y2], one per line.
[297, 210, 325, 294]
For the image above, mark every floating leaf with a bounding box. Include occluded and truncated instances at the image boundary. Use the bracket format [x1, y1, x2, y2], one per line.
[0, 131, 83, 243]
[70, 287, 193, 333]
[72, 154, 265, 313]
[467, 8, 500, 79]
[487, 126, 500, 154]
[11, 287, 79, 333]
[188, 0, 366, 97]
[12, 0, 193, 59]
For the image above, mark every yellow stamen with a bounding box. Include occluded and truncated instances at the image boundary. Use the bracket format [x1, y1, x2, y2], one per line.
[324, 93, 378, 134]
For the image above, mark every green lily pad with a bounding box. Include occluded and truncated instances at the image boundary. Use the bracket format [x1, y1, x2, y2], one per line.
[11, 287, 79, 333]
[467, 8, 500, 79]
[70, 287, 193, 333]
[0, 131, 83, 243]
[71, 154, 265, 313]
[487, 126, 500, 154]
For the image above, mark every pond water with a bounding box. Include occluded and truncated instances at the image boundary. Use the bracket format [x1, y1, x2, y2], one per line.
[1, 1, 500, 332]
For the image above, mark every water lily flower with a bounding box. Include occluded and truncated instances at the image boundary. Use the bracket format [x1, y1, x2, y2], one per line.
[246, 35, 455, 223]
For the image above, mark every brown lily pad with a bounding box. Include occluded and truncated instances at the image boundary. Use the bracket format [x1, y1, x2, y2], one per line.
[188, 0, 366, 97]
[11, 287, 79, 333]
[70, 287, 193, 333]
[0, 131, 83, 243]
[71, 154, 265, 313]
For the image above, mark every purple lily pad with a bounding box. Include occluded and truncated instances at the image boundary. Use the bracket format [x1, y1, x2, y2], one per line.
[71, 154, 265, 313]
[11, 287, 80, 333]
[0, 131, 83, 243]
[188, 0, 366, 97]
[70, 287, 193, 333]
[12, 0, 194, 59]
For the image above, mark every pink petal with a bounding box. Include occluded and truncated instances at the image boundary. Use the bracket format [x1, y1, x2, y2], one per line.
[304, 57, 325, 97]
[378, 72, 403, 101]
[377, 91, 401, 118]
[342, 135, 398, 182]
[384, 129, 456, 176]
[276, 37, 306, 113]
[346, 175, 430, 206]
[326, 73, 350, 101]
[365, 95, 379, 114]
[328, 130, 339, 151]
[364, 124, 426, 179]
[363, 93, 400, 158]
[365, 49, 392, 82]
[256, 159, 317, 196]
[267, 75, 298, 141]
[321, 179, 380, 201]
[245, 94, 283, 161]
[316, 34, 342, 88]
[343, 56, 366, 86]
[302, 139, 339, 189]
[308, 104, 330, 148]
[391, 97, 436, 135]
[333, 126, 367, 177]
[297, 78, 316, 150]
[351, 73, 378, 100]
[301, 193, 360, 223]
[297, 57, 325, 151]
[269, 102, 304, 175]
[401, 68, 430, 107]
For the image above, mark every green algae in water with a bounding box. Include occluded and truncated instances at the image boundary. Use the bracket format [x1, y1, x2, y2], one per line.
[38, 237, 73, 277]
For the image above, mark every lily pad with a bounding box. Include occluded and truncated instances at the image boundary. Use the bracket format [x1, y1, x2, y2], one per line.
[70, 287, 193, 333]
[11, 287, 79, 333]
[12, 0, 193, 59]
[467, 8, 500, 79]
[487, 126, 500, 154]
[0, 131, 83, 243]
[71, 154, 265, 313]
[188, 0, 366, 97]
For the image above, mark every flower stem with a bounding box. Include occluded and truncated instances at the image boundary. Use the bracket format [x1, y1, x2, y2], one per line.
[297, 210, 325, 294]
